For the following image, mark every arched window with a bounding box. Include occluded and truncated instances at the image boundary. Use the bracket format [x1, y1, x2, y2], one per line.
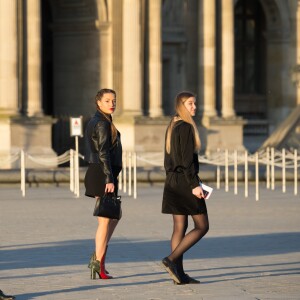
[234, 0, 266, 118]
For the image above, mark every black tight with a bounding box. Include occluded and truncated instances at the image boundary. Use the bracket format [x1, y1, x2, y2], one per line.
[171, 215, 188, 254]
[168, 214, 209, 265]
[170, 215, 188, 273]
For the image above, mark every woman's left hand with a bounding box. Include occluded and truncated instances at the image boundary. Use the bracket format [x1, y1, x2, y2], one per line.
[192, 186, 205, 199]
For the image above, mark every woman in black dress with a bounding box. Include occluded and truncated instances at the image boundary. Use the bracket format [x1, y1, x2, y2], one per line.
[161, 91, 209, 285]
[84, 89, 122, 279]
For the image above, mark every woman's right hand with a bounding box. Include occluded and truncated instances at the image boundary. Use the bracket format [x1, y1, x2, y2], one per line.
[192, 186, 205, 199]
[105, 183, 115, 193]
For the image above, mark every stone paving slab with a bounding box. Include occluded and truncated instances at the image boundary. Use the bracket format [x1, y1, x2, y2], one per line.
[0, 183, 300, 299]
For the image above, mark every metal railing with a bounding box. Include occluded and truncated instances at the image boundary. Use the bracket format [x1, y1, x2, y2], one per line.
[0, 147, 299, 201]
[0, 149, 137, 199]
[136, 147, 299, 201]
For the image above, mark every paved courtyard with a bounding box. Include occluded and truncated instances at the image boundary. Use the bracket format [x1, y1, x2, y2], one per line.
[0, 183, 300, 299]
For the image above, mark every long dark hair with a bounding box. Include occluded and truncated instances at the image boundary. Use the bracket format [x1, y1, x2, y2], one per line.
[166, 91, 201, 154]
[95, 89, 118, 144]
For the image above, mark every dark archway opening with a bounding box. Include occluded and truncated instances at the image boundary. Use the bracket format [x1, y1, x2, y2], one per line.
[41, 0, 53, 116]
[234, 0, 266, 119]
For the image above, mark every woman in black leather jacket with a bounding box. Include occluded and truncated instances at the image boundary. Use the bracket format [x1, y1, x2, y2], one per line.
[84, 88, 122, 279]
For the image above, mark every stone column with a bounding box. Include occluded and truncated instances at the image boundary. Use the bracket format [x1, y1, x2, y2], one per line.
[122, 0, 142, 115]
[99, 26, 113, 89]
[297, 2, 300, 105]
[221, 0, 235, 118]
[200, 0, 217, 117]
[0, 0, 18, 115]
[112, 1, 123, 114]
[148, 0, 163, 117]
[99, 1, 113, 90]
[26, 0, 43, 116]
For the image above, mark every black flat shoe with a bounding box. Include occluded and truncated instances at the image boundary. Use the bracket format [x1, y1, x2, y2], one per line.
[183, 273, 200, 284]
[0, 290, 15, 300]
[162, 257, 184, 284]
[173, 280, 187, 285]
[173, 273, 200, 285]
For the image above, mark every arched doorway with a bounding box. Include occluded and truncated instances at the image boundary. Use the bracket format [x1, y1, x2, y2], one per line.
[41, 0, 53, 116]
[234, 0, 267, 119]
[162, 0, 187, 115]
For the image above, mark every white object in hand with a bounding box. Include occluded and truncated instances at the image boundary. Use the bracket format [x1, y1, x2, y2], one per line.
[200, 183, 213, 199]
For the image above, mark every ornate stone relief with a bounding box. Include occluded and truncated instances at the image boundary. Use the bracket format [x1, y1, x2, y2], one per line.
[162, 0, 185, 27]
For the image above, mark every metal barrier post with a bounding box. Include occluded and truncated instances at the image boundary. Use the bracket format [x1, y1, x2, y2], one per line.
[266, 147, 270, 189]
[119, 169, 123, 191]
[295, 149, 298, 196]
[216, 149, 221, 189]
[282, 148, 286, 193]
[133, 152, 137, 199]
[128, 152, 132, 196]
[225, 149, 229, 192]
[123, 151, 127, 193]
[271, 147, 275, 190]
[75, 136, 80, 198]
[21, 149, 25, 197]
[70, 149, 74, 192]
[255, 152, 259, 201]
[245, 150, 248, 198]
[234, 150, 238, 195]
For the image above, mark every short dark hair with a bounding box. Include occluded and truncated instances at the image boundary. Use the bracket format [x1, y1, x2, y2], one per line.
[95, 89, 116, 104]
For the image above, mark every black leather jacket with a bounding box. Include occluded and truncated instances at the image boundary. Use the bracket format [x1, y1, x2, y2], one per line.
[85, 110, 122, 183]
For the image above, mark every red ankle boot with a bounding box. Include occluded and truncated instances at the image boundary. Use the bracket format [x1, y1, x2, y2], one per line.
[99, 246, 113, 279]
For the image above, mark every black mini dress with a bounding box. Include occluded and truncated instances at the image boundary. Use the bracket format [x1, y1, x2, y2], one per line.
[162, 121, 207, 215]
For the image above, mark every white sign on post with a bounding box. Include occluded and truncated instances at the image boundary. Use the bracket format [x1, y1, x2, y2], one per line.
[70, 117, 83, 137]
[70, 116, 82, 198]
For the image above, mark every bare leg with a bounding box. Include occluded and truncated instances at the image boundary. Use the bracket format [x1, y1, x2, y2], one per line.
[92, 216, 117, 279]
[95, 216, 111, 261]
[94, 193, 119, 261]
[107, 219, 118, 243]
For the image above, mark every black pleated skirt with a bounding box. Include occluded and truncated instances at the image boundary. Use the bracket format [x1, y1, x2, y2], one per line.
[162, 172, 207, 215]
[84, 163, 119, 198]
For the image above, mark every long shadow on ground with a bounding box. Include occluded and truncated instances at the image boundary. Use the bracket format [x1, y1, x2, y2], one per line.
[1, 231, 300, 270]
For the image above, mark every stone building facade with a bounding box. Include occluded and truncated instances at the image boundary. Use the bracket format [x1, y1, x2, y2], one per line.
[0, 0, 300, 168]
